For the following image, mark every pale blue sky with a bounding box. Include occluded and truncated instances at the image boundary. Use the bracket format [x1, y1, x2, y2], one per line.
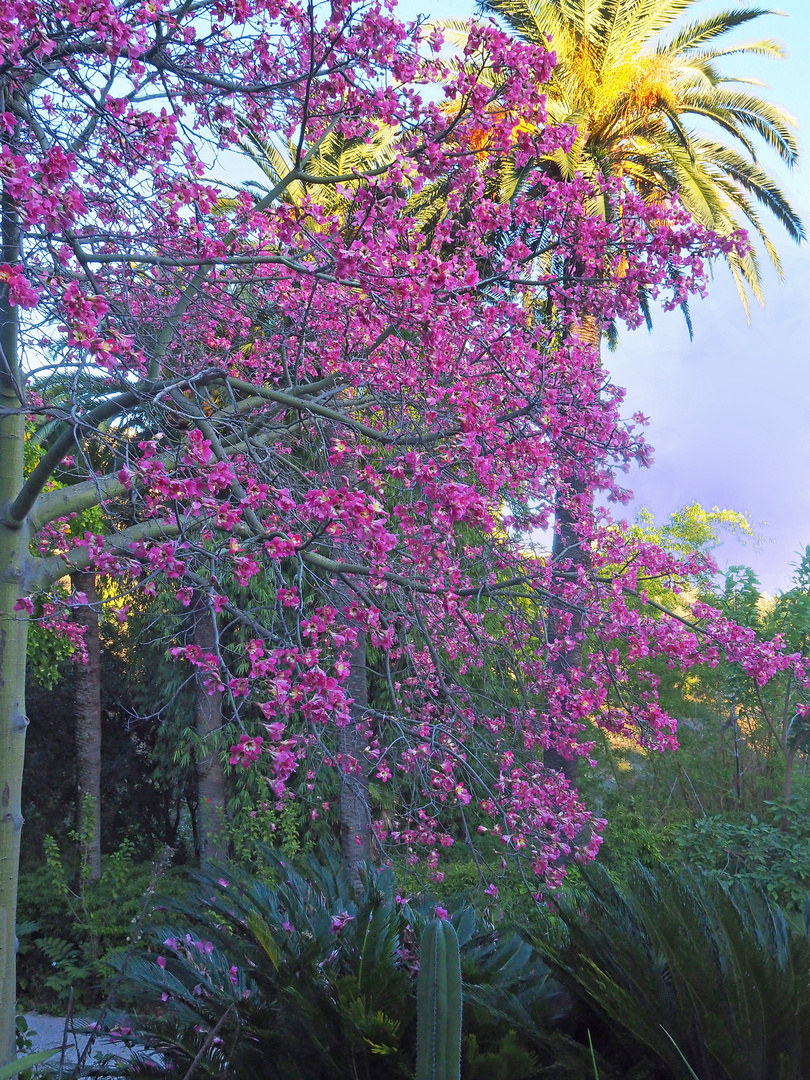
[395, 0, 810, 593]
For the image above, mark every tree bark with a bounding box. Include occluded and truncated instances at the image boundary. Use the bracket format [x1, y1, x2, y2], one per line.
[330, 460, 372, 892]
[543, 490, 588, 784]
[72, 571, 102, 881]
[192, 593, 228, 864]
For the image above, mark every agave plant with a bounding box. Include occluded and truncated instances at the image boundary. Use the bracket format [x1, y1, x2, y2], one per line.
[118, 845, 557, 1080]
[538, 862, 810, 1080]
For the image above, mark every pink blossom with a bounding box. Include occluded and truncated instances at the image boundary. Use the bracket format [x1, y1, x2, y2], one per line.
[228, 734, 264, 767]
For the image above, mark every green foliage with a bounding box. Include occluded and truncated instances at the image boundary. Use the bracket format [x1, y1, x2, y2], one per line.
[464, 1031, 539, 1080]
[121, 845, 554, 1080]
[0, 1050, 60, 1079]
[589, 790, 676, 875]
[539, 862, 810, 1080]
[226, 795, 316, 871]
[26, 615, 74, 690]
[631, 504, 756, 598]
[416, 918, 462, 1080]
[16, 838, 181, 1008]
[673, 802, 810, 909]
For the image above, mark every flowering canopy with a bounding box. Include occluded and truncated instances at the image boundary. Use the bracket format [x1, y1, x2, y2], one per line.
[1, 0, 807, 986]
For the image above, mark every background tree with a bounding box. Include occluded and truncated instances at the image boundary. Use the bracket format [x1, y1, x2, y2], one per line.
[71, 572, 102, 882]
[437, 0, 804, 788]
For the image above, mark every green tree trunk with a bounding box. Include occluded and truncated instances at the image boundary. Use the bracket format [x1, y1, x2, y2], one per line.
[543, 490, 587, 785]
[337, 628, 371, 890]
[544, 317, 600, 786]
[331, 460, 372, 892]
[0, 195, 29, 1062]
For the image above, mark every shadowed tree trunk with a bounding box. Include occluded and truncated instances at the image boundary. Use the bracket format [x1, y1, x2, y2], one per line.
[543, 316, 601, 786]
[337, 625, 371, 890]
[543, 493, 588, 784]
[72, 571, 102, 881]
[192, 592, 229, 864]
[331, 458, 372, 892]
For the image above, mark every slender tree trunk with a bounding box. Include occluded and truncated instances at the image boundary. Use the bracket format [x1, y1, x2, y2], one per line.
[72, 571, 102, 881]
[337, 629, 371, 889]
[543, 492, 588, 784]
[543, 316, 600, 786]
[781, 750, 795, 831]
[331, 462, 372, 892]
[730, 698, 742, 803]
[0, 177, 30, 1064]
[192, 592, 228, 864]
[0, 529, 28, 1067]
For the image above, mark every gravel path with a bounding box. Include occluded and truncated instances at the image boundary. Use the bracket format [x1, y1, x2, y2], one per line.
[22, 1013, 152, 1069]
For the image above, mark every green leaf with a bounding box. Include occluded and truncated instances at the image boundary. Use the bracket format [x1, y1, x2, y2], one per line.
[0, 1048, 60, 1078]
[247, 911, 281, 969]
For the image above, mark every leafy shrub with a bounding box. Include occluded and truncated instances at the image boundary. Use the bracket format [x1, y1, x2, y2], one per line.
[673, 803, 810, 909]
[17, 838, 181, 1009]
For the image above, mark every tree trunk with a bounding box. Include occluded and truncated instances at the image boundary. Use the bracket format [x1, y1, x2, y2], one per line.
[73, 571, 102, 881]
[337, 629, 371, 890]
[543, 490, 588, 784]
[192, 593, 228, 864]
[330, 460, 372, 892]
[543, 316, 601, 786]
[0, 181, 29, 1064]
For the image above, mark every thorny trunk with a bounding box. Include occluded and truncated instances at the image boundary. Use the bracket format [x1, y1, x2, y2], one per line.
[543, 315, 600, 786]
[193, 593, 229, 864]
[543, 491, 588, 784]
[73, 571, 102, 881]
[337, 628, 371, 891]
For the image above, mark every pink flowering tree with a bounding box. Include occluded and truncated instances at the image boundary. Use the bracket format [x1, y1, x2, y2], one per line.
[0, 0, 806, 1058]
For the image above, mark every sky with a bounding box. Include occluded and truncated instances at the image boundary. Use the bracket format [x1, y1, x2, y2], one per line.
[394, 0, 810, 594]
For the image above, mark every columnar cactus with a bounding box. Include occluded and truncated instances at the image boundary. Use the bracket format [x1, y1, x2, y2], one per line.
[416, 916, 463, 1080]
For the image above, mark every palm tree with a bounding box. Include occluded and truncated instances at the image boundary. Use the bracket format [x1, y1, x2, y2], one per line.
[458, 0, 804, 310]
[438, 1, 803, 786]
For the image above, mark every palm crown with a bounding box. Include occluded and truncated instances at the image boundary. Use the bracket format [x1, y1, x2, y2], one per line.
[453, 0, 805, 309]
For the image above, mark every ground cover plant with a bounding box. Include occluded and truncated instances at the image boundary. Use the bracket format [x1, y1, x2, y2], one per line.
[3, 0, 810, 1067]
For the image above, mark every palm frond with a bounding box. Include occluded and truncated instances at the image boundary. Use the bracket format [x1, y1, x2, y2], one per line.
[659, 7, 784, 55]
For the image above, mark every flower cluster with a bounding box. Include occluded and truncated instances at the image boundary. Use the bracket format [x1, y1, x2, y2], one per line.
[5, 0, 801, 890]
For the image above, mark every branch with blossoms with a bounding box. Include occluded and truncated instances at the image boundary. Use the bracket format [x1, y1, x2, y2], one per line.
[0, 0, 803, 1059]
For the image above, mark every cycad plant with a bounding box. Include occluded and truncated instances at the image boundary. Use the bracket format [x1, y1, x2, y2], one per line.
[539, 862, 810, 1080]
[119, 845, 557, 1080]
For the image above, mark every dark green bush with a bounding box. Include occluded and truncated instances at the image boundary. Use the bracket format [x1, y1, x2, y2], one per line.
[17, 838, 182, 1009]
[672, 803, 810, 909]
